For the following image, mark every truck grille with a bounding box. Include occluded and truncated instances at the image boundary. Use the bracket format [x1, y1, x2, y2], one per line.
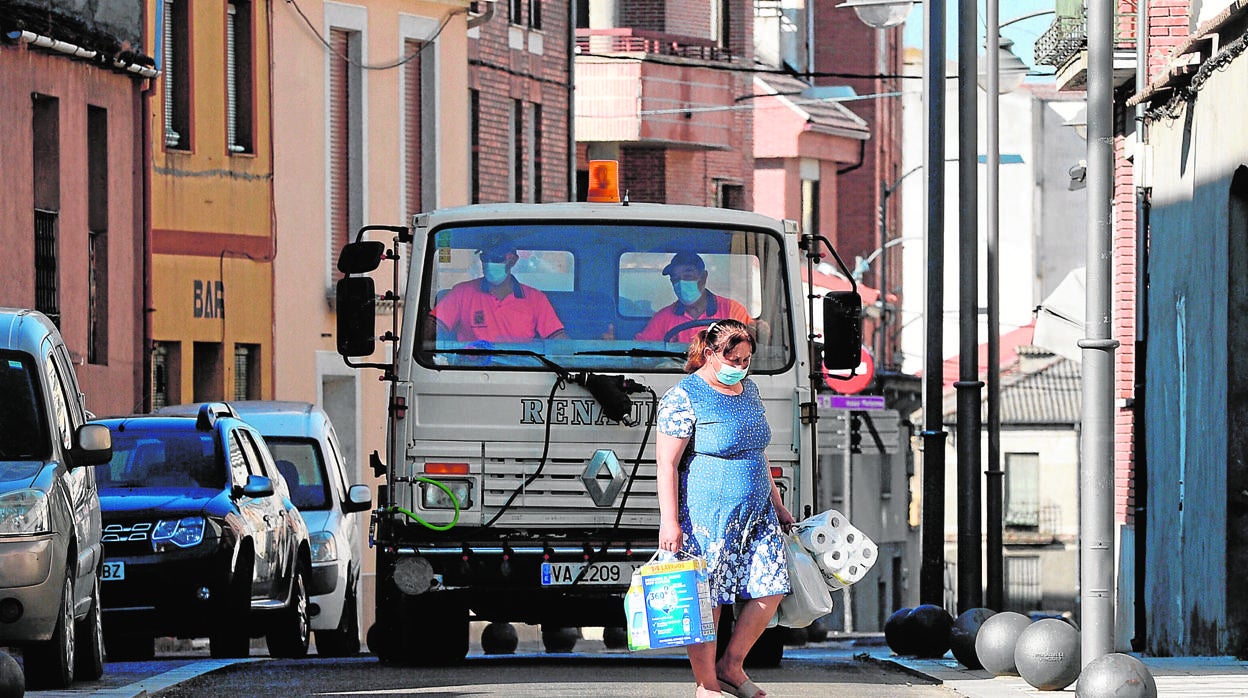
[480, 458, 660, 525]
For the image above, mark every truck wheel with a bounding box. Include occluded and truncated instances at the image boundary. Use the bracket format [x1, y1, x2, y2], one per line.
[398, 593, 468, 665]
[103, 634, 155, 661]
[602, 626, 629, 650]
[210, 552, 253, 659]
[480, 622, 518, 655]
[541, 626, 579, 653]
[266, 565, 310, 658]
[367, 619, 399, 663]
[25, 569, 75, 688]
[75, 576, 105, 680]
[744, 626, 786, 668]
[316, 583, 361, 657]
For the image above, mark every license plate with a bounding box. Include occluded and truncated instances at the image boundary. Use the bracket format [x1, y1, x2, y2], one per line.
[101, 561, 125, 581]
[540, 561, 641, 586]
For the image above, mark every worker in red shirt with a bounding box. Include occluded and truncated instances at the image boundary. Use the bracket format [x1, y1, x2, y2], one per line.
[635, 251, 753, 344]
[427, 237, 569, 343]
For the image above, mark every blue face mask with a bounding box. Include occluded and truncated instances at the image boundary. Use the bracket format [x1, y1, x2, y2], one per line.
[483, 262, 509, 286]
[674, 279, 702, 305]
[715, 360, 748, 386]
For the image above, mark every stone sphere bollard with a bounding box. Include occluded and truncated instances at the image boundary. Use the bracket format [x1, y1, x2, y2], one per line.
[1076, 653, 1158, 698]
[480, 621, 519, 655]
[950, 607, 996, 669]
[1014, 618, 1081, 690]
[0, 650, 21, 698]
[884, 607, 915, 655]
[908, 604, 954, 658]
[974, 611, 1033, 676]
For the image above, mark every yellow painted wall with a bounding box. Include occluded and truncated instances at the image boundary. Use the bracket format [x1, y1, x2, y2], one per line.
[148, 0, 276, 399]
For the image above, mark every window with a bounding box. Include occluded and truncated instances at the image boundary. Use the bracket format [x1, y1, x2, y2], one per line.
[714, 0, 732, 52]
[575, 0, 589, 29]
[226, 0, 254, 154]
[151, 341, 182, 409]
[88, 106, 109, 364]
[470, 89, 481, 204]
[1005, 555, 1042, 612]
[163, 0, 191, 149]
[404, 39, 424, 219]
[528, 0, 541, 29]
[43, 355, 72, 451]
[329, 27, 363, 282]
[227, 431, 250, 485]
[1005, 452, 1041, 528]
[513, 99, 524, 202]
[717, 182, 745, 211]
[33, 94, 60, 326]
[233, 343, 260, 400]
[533, 103, 543, 203]
[510, 0, 523, 25]
[617, 251, 762, 318]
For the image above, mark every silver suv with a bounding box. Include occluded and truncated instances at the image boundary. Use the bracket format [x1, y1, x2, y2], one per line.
[158, 401, 371, 656]
[0, 308, 112, 688]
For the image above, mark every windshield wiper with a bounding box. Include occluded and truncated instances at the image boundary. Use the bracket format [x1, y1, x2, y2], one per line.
[434, 347, 572, 377]
[573, 348, 685, 358]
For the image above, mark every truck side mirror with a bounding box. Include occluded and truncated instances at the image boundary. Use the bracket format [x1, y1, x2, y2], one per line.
[337, 240, 386, 274]
[336, 276, 377, 357]
[821, 290, 863, 370]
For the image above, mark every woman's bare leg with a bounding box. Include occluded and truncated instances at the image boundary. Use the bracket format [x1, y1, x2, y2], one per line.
[687, 605, 723, 695]
[715, 595, 783, 696]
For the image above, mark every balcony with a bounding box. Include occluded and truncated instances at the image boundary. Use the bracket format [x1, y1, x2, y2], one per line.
[574, 28, 738, 149]
[1033, 9, 1139, 91]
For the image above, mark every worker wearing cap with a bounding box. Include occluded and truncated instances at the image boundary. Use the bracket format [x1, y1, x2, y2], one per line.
[427, 237, 568, 343]
[635, 251, 753, 344]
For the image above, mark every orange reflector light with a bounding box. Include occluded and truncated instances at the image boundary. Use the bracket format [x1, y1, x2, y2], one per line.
[586, 160, 621, 203]
[770, 467, 783, 478]
[425, 462, 470, 475]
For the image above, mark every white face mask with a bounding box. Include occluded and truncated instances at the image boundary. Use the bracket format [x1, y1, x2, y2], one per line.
[483, 262, 509, 285]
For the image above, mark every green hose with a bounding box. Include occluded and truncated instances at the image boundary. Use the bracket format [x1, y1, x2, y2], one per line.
[388, 476, 461, 531]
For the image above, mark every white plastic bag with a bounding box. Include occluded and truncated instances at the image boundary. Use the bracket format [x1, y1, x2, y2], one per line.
[777, 533, 834, 628]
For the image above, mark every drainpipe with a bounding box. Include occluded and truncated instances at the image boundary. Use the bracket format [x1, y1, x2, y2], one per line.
[1131, 0, 1150, 653]
[568, 1, 577, 201]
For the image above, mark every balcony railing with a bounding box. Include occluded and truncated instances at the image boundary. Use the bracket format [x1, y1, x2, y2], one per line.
[575, 28, 734, 62]
[1034, 8, 1139, 69]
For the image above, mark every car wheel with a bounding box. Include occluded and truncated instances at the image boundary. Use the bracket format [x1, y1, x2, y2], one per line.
[210, 551, 253, 659]
[75, 576, 105, 680]
[315, 581, 360, 657]
[266, 565, 310, 658]
[103, 634, 154, 662]
[25, 568, 75, 689]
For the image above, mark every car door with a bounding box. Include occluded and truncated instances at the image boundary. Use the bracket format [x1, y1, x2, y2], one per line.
[227, 427, 280, 601]
[44, 344, 100, 611]
[241, 428, 296, 594]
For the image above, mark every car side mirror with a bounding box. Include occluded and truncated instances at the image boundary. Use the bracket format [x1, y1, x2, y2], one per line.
[821, 290, 864, 370]
[70, 423, 113, 468]
[344, 484, 373, 513]
[240, 474, 274, 499]
[336, 276, 377, 357]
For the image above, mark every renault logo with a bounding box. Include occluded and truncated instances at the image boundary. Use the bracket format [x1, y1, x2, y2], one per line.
[582, 449, 626, 507]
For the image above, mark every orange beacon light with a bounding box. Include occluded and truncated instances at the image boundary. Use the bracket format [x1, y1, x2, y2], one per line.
[586, 160, 621, 203]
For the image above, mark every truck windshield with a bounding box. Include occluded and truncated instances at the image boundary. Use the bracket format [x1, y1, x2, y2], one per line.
[414, 222, 795, 374]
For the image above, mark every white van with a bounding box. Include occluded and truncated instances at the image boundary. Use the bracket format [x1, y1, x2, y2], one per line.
[157, 401, 371, 655]
[0, 308, 112, 688]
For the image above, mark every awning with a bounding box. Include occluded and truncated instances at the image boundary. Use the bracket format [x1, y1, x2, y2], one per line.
[1033, 267, 1085, 363]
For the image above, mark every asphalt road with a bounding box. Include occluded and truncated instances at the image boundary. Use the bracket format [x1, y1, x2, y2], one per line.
[17, 634, 955, 698]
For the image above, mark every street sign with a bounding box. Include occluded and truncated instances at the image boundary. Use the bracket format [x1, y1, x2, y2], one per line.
[818, 394, 886, 410]
[823, 345, 875, 395]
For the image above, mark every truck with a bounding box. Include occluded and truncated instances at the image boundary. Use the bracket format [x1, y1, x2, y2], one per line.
[334, 166, 862, 665]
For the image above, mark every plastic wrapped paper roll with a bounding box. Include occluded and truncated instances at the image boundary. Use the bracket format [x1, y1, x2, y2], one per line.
[805, 509, 846, 531]
[820, 549, 848, 573]
[797, 524, 841, 553]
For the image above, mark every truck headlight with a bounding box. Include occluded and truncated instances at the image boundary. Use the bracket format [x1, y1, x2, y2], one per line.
[310, 531, 338, 563]
[421, 479, 472, 510]
[153, 516, 205, 549]
[0, 489, 50, 535]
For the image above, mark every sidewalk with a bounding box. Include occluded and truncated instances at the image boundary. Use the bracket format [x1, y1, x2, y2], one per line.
[867, 649, 1248, 697]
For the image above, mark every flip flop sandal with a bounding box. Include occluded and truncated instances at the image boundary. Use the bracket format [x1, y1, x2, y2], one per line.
[717, 675, 764, 698]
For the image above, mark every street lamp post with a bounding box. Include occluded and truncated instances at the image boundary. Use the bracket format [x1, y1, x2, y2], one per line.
[840, 0, 946, 608]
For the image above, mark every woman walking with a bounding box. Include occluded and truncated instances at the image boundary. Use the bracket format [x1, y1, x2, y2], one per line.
[655, 319, 794, 698]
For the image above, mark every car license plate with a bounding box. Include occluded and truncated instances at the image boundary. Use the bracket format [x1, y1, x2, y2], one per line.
[540, 561, 640, 586]
[102, 560, 125, 581]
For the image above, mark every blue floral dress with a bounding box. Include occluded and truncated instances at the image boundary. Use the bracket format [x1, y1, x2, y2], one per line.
[657, 374, 790, 605]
